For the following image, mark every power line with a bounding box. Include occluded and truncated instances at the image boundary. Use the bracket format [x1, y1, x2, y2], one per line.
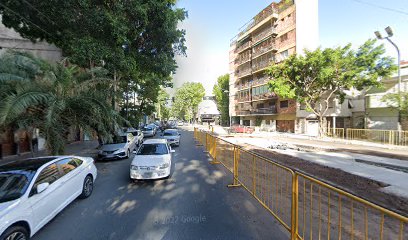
[350, 0, 408, 16]
[0, 2, 53, 37]
[21, 0, 59, 28]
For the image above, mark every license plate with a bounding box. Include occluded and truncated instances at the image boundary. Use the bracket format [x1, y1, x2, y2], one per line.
[143, 172, 152, 178]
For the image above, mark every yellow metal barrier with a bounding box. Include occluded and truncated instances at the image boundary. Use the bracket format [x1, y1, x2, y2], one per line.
[326, 128, 345, 139]
[296, 173, 407, 240]
[198, 131, 408, 240]
[347, 128, 408, 146]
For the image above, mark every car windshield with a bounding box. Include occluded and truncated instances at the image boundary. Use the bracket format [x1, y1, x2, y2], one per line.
[143, 127, 152, 131]
[0, 171, 35, 203]
[137, 144, 168, 155]
[163, 131, 178, 136]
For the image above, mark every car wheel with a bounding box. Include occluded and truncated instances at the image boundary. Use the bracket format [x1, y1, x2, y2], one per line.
[126, 149, 130, 159]
[79, 175, 94, 199]
[0, 225, 29, 240]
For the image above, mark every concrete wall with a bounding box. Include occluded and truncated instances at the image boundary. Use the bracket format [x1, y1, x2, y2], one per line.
[0, 16, 62, 62]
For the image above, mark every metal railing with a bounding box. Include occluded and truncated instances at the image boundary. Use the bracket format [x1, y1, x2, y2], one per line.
[235, 41, 252, 53]
[326, 128, 345, 139]
[193, 128, 408, 240]
[346, 128, 408, 146]
[253, 28, 277, 45]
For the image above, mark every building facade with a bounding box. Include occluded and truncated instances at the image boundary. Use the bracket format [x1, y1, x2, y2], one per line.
[229, 0, 318, 132]
[365, 61, 408, 131]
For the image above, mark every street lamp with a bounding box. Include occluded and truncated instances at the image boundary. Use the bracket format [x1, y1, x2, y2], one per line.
[375, 26, 402, 130]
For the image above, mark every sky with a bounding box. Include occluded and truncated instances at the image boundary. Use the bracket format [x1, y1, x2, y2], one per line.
[171, 0, 408, 96]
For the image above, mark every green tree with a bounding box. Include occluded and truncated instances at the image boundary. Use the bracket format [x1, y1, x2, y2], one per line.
[382, 93, 408, 117]
[156, 89, 171, 120]
[0, 51, 123, 154]
[267, 39, 396, 136]
[212, 74, 230, 126]
[171, 82, 205, 122]
[0, 0, 187, 109]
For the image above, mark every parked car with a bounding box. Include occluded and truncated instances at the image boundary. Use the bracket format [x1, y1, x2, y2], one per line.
[130, 139, 174, 180]
[0, 156, 97, 240]
[142, 126, 155, 138]
[177, 121, 184, 126]
[230, 124, 254, 134]
[161, 129, 181, 146]
[146, 124, 158, 135]
[98, 133, 136, 160]
[127, 129, 144, 146]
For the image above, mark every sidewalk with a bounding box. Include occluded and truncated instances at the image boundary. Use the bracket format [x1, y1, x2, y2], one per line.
[0, 140, 99, 165]
[197, 125, 408, 160]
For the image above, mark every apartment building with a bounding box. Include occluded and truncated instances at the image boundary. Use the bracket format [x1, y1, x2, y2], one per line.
[229, 0, 318, 132]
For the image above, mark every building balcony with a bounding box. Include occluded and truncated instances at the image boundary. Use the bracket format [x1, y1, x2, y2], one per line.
[252, 59, 273, 72]
[252, 92, 277, 101]
[235, 54, 251, 66]
[236, 106, 277, 116]
[252, 76, 270, 86]
[253, 4, 279, 26]
[252, 43, 278, 59]
[253, 28, 277, 45]
[238, 82, 251, 90]
[236, 68, 252, 78]
[235, 41, 252, 53]
[237, 96, 251, 103]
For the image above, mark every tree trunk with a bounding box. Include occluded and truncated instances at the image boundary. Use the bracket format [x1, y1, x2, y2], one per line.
[318, 116, 325, 138]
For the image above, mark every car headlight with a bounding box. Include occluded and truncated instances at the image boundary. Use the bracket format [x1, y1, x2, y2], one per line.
[131, 165, 138, 170]
[159, 163, 169, 169]
[114, 149, 125, 154]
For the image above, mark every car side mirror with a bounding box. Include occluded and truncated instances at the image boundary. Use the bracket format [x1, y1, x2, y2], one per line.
[170, 149, 175, 153]
[37, 182, 50, 194]
[178, 133, 181, 136]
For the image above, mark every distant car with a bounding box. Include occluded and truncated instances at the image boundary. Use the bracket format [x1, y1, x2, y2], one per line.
[0, 156, 97, 240]
[177, 121, 184, 126]
[142, 126, 155, 138]
[130, 139, 174, 180]
[161, 129, 181, 146]
[146, 124, 158, 134]
[230, 124, 254, 134]
[98, 133, 136, 160]
[127, 129, 144, 146]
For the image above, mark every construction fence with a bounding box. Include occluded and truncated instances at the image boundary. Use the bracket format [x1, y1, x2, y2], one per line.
[194, 128, 408, 240]
[327, 128, 408, 147]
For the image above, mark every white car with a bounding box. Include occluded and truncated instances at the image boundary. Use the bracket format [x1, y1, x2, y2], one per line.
[98, 133, 136, 160]
[142, 126, 155, 138]
[128, 129, 144, 146]
[0, 156, 97, 240]
[130, 139, 174, 180]
[161, 129, 181, 146]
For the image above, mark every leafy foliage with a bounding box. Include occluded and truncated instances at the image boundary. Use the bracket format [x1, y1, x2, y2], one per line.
[212, 74, 230, 126]
[171, 82, 205, 121]
[382, 92, 408, 116]
[0, 0, 187, 117]
[267, 39, 396, 136]
[0, 51, 123, 154]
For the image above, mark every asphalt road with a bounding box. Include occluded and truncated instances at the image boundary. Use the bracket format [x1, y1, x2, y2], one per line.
[33, 129, 289, 240]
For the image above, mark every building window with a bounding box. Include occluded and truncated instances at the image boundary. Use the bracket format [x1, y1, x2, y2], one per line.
[280, 100, 289, 108]
[280, 33, 288, 42]
[280, 50, 289, 60]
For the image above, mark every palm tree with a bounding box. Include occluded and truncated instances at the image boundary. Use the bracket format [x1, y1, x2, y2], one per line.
[0, 50, 124, 155]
